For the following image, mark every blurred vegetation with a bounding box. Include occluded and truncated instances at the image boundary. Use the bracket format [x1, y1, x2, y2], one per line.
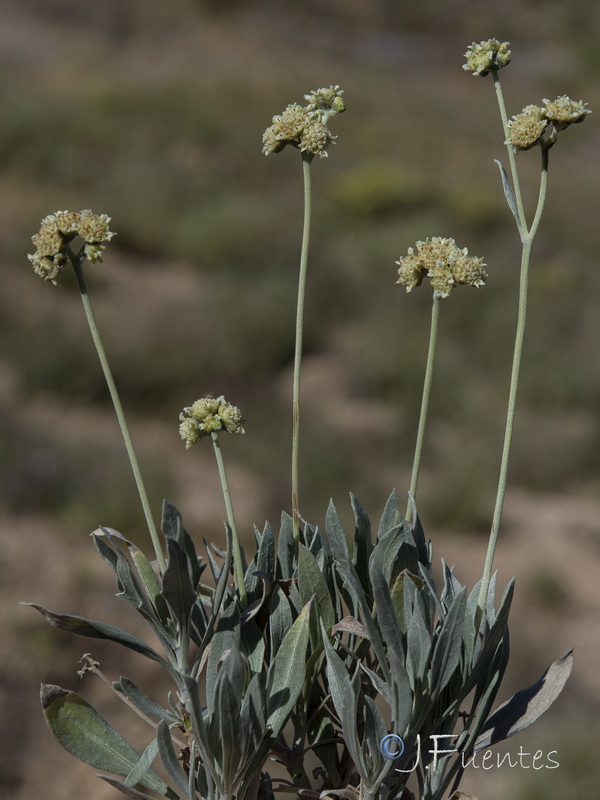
[1, 2, 599, 530]
[2, 3, 600, 800]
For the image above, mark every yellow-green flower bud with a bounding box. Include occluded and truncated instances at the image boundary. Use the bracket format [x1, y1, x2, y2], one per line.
[179, 395, 244, 446]
[505, 106, 548, 151]
[201, 413, 223, 433]
[218, 401, 245, 434]
[451, 251, 487, 288]
[463, 39, 511, 77]
[304, 85, 345, 117]
[31, 223, 63, 257]
[28, 209, 116, 283]
[396, 237, 486, 297]
[179, 416, 202, 449]
[428, 264, 455, 298]
[27, 252, 66, 285]
[299, 120, 335, 158]
[396, 250, 425, 292]
[542, 95, 591, 130]
[77, 209, 115, 244]
[263, 86, 345, 157]
[188, 395, 224, 421]
[273, 104, 309, 140]
[54, 210, 81, 237]
[262, 123, 286, 155]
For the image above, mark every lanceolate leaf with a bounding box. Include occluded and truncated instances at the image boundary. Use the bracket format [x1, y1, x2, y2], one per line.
[156, 719, 191, 798]
[41, 685, 178, 798]
[325, 501, 350, 569]
[25, 604, 177, 677]
[298, 543, 335, 631]
[162, 537, 197, 631]
[377, 489, 401, 540]
[473, 649, 573, 752]
[429, 588, 466, 700]
[118, 677, 179, 723]
[266, 600, 311, 738]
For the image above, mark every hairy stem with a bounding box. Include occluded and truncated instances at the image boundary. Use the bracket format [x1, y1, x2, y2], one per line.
[292, 152, 313, 542]
[211, 432, 247, 607]
[478, 145, 549, 611]
[406, 293, 441, 523]
[68, 249, 166, 573]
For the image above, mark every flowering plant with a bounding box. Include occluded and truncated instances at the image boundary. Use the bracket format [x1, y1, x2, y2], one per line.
[25, 48, 589, 800]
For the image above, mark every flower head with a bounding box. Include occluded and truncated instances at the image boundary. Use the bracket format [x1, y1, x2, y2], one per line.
[304, 85, 346, 118]
[28, 210, 116, 284]
[542, 95, 591, 130]
[299, 120, 335, 158]
[179, 395, 245, 447]
[506, 105, 548, 151]
[463, 39, 511, 77]
[262, 85, 344, 158]
[396, 237, 487, 298]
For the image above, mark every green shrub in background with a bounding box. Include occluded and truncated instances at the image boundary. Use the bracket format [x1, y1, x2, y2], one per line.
[23, 41, 590, 800]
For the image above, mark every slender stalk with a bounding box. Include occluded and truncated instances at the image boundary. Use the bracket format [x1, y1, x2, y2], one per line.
[492, 69, 527, 235]
[210, 432, 247, 607]
[291, 152, 313, 542]
[405, 293, 441, 523]
[68, 249, 166, 573]
[478, 145, 549, 611]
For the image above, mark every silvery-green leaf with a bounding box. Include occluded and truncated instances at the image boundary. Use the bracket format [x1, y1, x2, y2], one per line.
[162, 500, 201, 588]
[129, 543, 165, 608]
[206, 600, 241, 713]
[40, 685, 177, 798]
[119, 677, 179, 723]
[268, 585, 293, 657]
[321, 621, 364, 773]
[405, 590, 431, 690]
[240, 617, 265, 673]
[246, 523, 275, 598]
[337, 566, 389, 683]
[377, 489, 401, 540]
[161, 538, 197, 631]
[240, 672, 267, 755]
[125, 737, 160, 789]
[409, 504, 429, 567]
[193, 524, 233, 675]
[369, 568, 411, 731]
[156, 719, 191, 798]
[350, 493, 372, 592]
[473, 649, 573, 751]
[363, 696, 388, 781]
[298, 543, 335, 632]
[440, 559, 461, 610]
[266, 600, 311, 738]
[276, 512, 295, 579]
[325, 500, 350, 569]
[26, 604, 176, 676]
[466, 579, 514, 693]
[494, 159, 524, 238]
[429, 588, 466, 700]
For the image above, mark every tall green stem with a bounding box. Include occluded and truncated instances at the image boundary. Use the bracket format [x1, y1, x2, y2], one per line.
[478, 145, 549, 611]
[68, 250, 166, 573]
[291, 152, 313, 542]
[406, 293, 441, 523]
[211, 432, 247, 607]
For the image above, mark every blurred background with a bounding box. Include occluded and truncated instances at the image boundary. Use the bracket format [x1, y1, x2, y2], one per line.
[1, 1, 599, 798]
